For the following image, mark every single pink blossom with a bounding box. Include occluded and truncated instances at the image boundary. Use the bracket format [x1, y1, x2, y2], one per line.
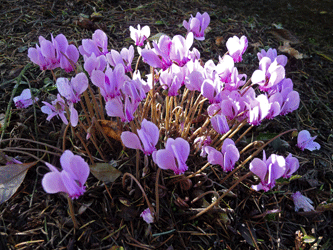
[153, 137, 190, 175]
[183, 12, 210, 41]
[297, 130, 320, 151]
[226, 35, 248, 63]
[140, 208, 154, 224]
[121, 119, 159, 155]
[130, 24, 150, 46]
[14, 89, 39, 109]
[41, 94, 68, 125]
[42, 150, 90, 199]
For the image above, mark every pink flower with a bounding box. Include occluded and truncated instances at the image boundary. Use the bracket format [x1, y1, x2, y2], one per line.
[56, 73, 88, 104]
[292, 191, 314, 212]
[210, 114, 229, 135]
[226, 35, 248, 63]
[41, 94, 68, 125]
[129, 24, 150, 46]
[106, 46, 134, 73]
[183, 12, 210, 41]
[140, 208, 154, 224]
[13, 89, 39, 109]
[297, 130, 320, 151]
[42, 150, 90, 199]
[204, 138, 239, 172]
[28, 34, 79, 72]
[79, 29, 108, 57]
[249, 151, 286, 191]
[153, 137, 190, 175]
[121, 119, 159, 155]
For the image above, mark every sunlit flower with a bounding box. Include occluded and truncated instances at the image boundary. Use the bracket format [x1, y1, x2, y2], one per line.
[183, 12, 210, 41]
[130, 24, 150, 46]
[121, 119, 159, 155]
[153, 137, 190, 175]
[249, 151, 286, 191]
[226, 35, 248, 63]
[42, 150, 90, 199]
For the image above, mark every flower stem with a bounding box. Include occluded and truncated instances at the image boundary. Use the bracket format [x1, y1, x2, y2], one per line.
[67, 196, 78, 229]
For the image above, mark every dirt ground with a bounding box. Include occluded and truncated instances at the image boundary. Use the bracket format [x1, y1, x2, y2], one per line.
[1, 0, 333, 249]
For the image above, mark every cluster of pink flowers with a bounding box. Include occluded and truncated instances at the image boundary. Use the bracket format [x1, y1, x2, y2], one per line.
[17, 12, 321, 223]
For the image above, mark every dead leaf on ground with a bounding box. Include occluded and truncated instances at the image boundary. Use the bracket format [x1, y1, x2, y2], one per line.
[98, 120, 122, 142]
[267, 28, 300, 44]
[90, 162, 122, 183]
[0, 162, 36, 204]
[278, 43, 304, 59]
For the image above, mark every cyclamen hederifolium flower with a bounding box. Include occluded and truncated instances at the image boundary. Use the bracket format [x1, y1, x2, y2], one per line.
[140, 32, 194, 70]
[13, 89, 39, 109]
[297, 130, 321, 151]
[292, 191, 315, 212]
[152, 137, 190, 175]
[226, 35, 248, 63]
[204, 138, 239, 172]
[121, 119, 159, 155]
[41, 94, 68, 125]
[106, 45, 135, 73]
[249, 151, 286, 192]
[28, 34, 79, 72]
[140, 208, 154, 224]
[79, 29, 108, 57]
[56, 73, 89, 127]
[183, 12, 210, 41]
[42, 150, 90, 199]
[129, 24, 150, 46]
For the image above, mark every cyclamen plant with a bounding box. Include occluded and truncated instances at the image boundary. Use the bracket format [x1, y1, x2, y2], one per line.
[15, 11, 321, 226]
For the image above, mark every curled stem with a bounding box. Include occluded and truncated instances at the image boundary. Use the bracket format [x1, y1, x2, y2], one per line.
[122, 173, 155, 216]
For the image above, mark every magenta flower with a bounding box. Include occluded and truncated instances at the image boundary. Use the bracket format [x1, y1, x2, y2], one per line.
[130, 24, 150, 46]
[28, 34, 79, 72]
[204, 138, 239, 172]
[106, 46, 134, 73]
[159, 65, 185, 96]
[91, 64, 130, 102]
[210, 114, 229, 135]
[249, 151, 286, 192]
[14, 89, 39, 109]
[140, 208, 154, 224]
[105, 96, 139, 123]
[297, 130, 320, 151]
[283, 153, 299, 178]
[56, 73, 88, 104]
[257, 48, 287, 67]
[183, 12, 210, 41]
[42, 150, 90, 199]
[246, 94, 270, 126]
[251, 57, 285, 92]
[141, 33, 193, 70]
[292, 191, 314, 212]
[226, 35, 248, 63]
[41, 94, 68, 125]
[121, 119, 159, 155]
[79, 29, 108, 57]
[153, 137, 190, 175]
[83, 53, 107, 76]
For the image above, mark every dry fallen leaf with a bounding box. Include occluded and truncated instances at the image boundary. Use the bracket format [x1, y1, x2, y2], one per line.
[98, 120, 122, 142]
[215, 36, 224, 46]
[278, 43, 304, 59]
[267, 28, 300, 44]
[90, 163, 122, 183]
[0, 162, 36, 204]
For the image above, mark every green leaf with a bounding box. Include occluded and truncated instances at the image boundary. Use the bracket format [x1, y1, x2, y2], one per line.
[90, 163, 122, 183]
[0, 162, 36, 204]
[303, 235, 316, 244]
